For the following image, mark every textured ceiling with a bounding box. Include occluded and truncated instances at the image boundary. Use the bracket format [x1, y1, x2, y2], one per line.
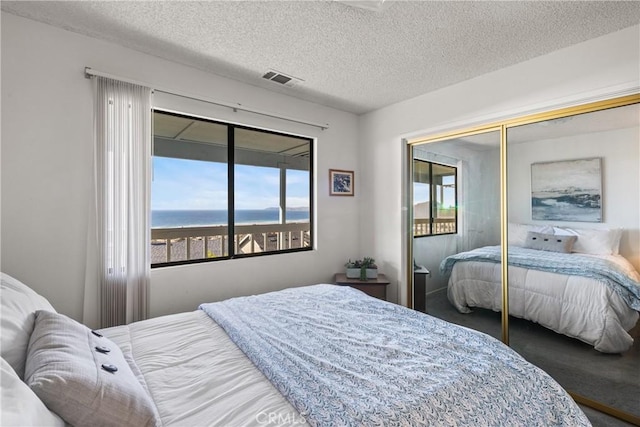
[2, 1, 640, 114]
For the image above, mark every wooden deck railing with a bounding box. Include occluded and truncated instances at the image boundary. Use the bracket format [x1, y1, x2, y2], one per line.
[151, 222, 310, 264]
[413, 218, 456, 236]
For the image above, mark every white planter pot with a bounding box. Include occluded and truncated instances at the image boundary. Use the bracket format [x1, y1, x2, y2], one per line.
[346, 268, 360, 279]
[366, 268, 378, 279]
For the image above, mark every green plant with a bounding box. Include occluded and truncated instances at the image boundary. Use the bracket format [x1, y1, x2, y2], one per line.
[345, 257, 377, 280]
[345, 259, 362, 268]
[361, 257, 377, 269]
[345, 257, 377, 269]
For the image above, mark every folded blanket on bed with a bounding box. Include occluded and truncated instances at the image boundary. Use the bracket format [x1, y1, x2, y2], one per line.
[199, 284, 589, 427]
[440, 245, 640, 311]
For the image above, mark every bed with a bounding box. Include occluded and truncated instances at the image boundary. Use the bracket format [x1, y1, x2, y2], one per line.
[441, 224, 640, 354]
[1, 272, 591, 426]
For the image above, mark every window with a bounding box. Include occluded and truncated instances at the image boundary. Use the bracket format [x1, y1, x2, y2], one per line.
[413, 160, 457, 237]
[151, 110, 313, 266]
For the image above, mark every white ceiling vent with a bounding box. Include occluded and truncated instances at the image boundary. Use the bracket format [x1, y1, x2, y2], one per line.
[262, 70, 303, 88]
[334, 0, 392, 13]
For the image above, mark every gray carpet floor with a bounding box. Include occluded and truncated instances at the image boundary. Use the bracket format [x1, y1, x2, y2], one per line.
[425, 288, 640, 426]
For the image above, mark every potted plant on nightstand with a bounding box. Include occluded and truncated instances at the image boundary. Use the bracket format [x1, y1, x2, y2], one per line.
[345, 257, 378, 280]
[362, 257, 378, 279]
[345, 259, 362, 279]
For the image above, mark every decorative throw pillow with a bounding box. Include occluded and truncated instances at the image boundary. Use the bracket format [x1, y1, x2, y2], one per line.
[553, 226, 622, 255]
[1, 357, 65, 427]
[1, 272, 57, 379]
[508, 223, 554, 247]
[24, 310, 159, 427]
[524, 231, 577, 253]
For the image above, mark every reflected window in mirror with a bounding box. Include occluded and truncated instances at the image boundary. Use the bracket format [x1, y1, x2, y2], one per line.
[413, 160, 457, 237]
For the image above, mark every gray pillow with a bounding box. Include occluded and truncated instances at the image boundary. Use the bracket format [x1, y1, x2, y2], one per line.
[24, 310, 159, 427]
[524, 231, 577, 253]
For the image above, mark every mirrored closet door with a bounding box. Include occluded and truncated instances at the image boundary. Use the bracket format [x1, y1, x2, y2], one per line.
[506, 101, 640, 423]
[411, 130, 502, 339]
[407, 94, 640, 424]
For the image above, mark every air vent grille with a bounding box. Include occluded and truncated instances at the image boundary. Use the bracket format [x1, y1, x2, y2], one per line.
[334, 0, 391, 13]
[262, 69, 303, 88]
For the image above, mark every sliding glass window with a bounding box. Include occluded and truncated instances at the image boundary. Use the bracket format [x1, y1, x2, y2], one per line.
[151, 110, 313, 267]
[413, 160, 457, 237]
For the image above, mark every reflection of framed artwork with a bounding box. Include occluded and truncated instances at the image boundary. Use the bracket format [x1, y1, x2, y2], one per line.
[329, 169, 354, 196]
[531, 157, 602, 222]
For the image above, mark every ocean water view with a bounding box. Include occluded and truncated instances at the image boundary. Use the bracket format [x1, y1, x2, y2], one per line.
[152, 209, 310, 228]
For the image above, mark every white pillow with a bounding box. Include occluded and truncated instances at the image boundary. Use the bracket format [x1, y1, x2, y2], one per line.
[1, 272, 56, 379]
[553, 227, 623, 255]
[508, 223, 554, 247]
[1, 357, 65, 427]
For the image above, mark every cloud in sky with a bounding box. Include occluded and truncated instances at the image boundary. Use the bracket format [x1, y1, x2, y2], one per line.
[152, 157, 309, 210]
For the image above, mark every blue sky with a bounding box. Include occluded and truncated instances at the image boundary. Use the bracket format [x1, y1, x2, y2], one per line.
[413, 175, 456, 208]
[152, 157, 310, 210]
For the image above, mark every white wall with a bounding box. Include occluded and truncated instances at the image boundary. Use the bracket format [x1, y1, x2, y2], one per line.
[1, 13, 360, 324]
[508, 127, 640, 271]
[359, 25, 640, 306]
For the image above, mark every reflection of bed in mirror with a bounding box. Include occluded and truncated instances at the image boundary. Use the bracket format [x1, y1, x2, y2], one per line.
[441, 223, 640, 353]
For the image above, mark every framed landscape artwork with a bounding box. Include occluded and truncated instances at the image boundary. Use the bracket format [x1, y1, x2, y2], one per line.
[329, 169, 354, 196]
[531, 157, 602, 222]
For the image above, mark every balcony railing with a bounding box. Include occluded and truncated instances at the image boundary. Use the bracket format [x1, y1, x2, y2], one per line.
[413, 218, 456, 236]
[151, 222, 310, 264]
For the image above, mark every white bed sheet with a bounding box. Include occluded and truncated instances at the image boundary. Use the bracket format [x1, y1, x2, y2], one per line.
[103, 311, 309, 427]
[447, 257, 639, 353]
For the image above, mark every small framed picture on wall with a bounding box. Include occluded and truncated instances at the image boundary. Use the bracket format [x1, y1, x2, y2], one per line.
[329, 169, 354, 196]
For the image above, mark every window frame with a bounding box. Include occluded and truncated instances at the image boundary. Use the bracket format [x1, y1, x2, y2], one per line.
[413, 159, 458, 238]
[151, 109, 314, 268]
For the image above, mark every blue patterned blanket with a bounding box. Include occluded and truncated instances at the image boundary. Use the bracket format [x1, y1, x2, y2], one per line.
[199, 285, 589, 426]
[440, 245, 640, 311]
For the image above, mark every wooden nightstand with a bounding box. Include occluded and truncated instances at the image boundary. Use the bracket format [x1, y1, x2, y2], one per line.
[334, 273, 390, 300]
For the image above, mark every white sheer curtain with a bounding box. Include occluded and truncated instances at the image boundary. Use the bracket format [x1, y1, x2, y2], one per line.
[90, 77, 152, 327]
